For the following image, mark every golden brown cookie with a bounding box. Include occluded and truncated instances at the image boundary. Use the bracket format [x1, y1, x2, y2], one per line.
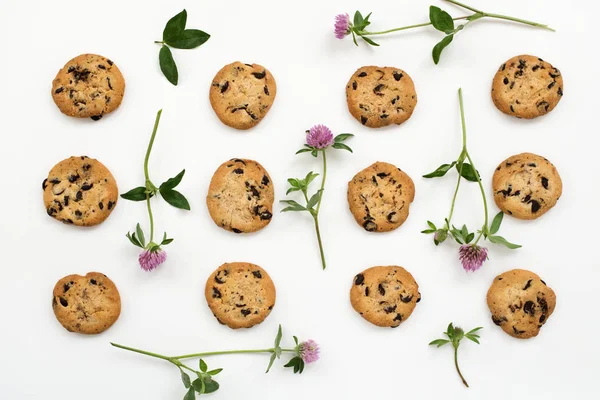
[491, 55, 563, 119]
[209, 62, 277, 129]
[492, 153, 562, 220]
[205, 262, 276, 329]
[350, 266, 420, 328]
[487, 269, 556, 339]
[206, 158, 274, 233]
[347, 162, 415, 232]
[346, 66, 417, 128]
[51, 54, 125, 120]
[52, 272, 121, 334]
[43, 156, 118, 226]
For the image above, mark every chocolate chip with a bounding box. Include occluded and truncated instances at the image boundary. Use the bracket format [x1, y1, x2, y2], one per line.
[361, 116, 368, 125]
[354, 274, 365, 285]
[501, 63, 506, 71]
[63, 283, 71, 293]
[55, 87, 64, 94]
[81, 183, 93, 191]
[268, 305, 274, 310]
[393, 314, 402, 322]
[232, 228, 242, 234]
[378, 284, 385, 296]
[532, 65, 540, 71]
[540, 279, 546, 286]
[252, 271, 262, 279]
[536, 100, 550, 112]
[352, 81, 357, 90]
[384, 305, 397, 314]
[522, 194, 531, 203]
[107, 77, 113, 90]
[539, 314, 546, 323]
[264, 85, 270, 95]
[212, 287, 222, 299]
[531, 200, 541, 213]
[98, 202, 104, 210]
[387, 212, 397, 222]
[250, 186, 260, 197]
[251, 71, 266, 79]
[83, 164, 91, 172]
[416, 293, 421, 303]
[510, 105, 515, 113]
[235, 304, 247, 308]
[549, 71, 560, 79]
[90, 279, 97, 285]
[233, 168, 244, 174]
[523, 300, 535, 315]
[557, 87, 563, 96]
[380, 114, 388, 119]
[371, 176, 378, 185]
[512, 326, 525, 335]
[91, 115, 102, 121]
[260, 211, 272, 220]
[215, 276, 224, 284]
[393, 71, 403, 81]
[42, 179, 48, 190]
[98, 64, 106, 70]
[69, 174, 80, 183]
[503, 77, 509, 85]
[47, 207, 57, 216]
[241, 309, 252, 316]
[108, 201, 115, 210]
[523, 279, 532, 290]
[64, 219, 73, 224]
[400, 295, 413, 303]
[67, 66, 75, 73]
[547, 81, 556, 89]
[59, 297, 68, 307]
[492, 315, 507, 326]
[373, 84, 385, 95]
[537, 297, 549, 313]
[261, 175, 270, 185]
[363, 220, 377, 231]
[541, 177, 548, 189]
[76, 191, 83, 201]
[365, 287, 370, 296]
[74, 210, 82, 218]
[220, 81, 229, 93]
[358, 72, 367, 77]
[107, 59, 113, 66]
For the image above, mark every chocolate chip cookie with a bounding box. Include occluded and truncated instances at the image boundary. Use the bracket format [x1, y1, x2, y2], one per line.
[206, 158, 274, 233]
[205, 262, 276, 329]
[52, 272, 121, 334]
[487, 269, 556, 339]
[51, 54, 125, 120]
[492, 153, 562, 220]
[350, 266, 421, 328]
[347, 162, 415, 232]
[209, 62, 277, 130]
[491, 55, 563, 119]
[346, 66, 417, 128]
[43, 156, 118, 226]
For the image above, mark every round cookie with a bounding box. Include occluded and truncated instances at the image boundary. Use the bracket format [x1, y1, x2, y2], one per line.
[43, 156, 119, 226]
[492, 153, 562, 220]
[350, 266, 421, 328]
[491, 55, 563, 119]
[347, 162, 415, 232]
[206, 158, 274, 233]
[205, 262, 276, 329]
[487, 269, 556, 339]
[345, 66, 417, 128]
[209, 62, 277, 130]
[51, 54, 125, 120]
[52, 272, 121, 334]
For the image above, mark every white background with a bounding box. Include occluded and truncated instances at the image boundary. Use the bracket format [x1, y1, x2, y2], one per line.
[0, 0, 598, 398]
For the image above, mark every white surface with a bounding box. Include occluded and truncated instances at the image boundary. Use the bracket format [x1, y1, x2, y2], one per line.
[0, 0, 598, 398]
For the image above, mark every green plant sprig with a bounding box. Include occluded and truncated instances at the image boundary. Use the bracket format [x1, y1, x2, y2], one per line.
[346, 0, 553, 64]
[421, 89, 521, 251]
[429, 323, 482, 387]
[111, 325, 312, 399]
[121, 110, 190, 261]
[155, 9, 210, 85]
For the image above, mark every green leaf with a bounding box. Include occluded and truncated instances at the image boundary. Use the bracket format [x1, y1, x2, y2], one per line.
[293, 336, 299, 346]
[429, 339, 450, 347]
[429, 6, 455, 33]
[183, 386, 195, 400]
[120, 186, 149, 201]
[307, 190, 323, 209]
[427, 221, 436, 230]
[199, 359, 208, 373]
[284, 356, 305, 374]
[361, 36, 380, 47]
[311, 150, 318, 157]
[434, 229, 448, 245]
[163, 9, 187, 41]
[334, 133, 354, 142]
[432, 34, 453, 65]
[161, 232, 174, 245]
[456, 162, 479, 182]
[490, 212, 503, 235]
[465, 335, 480, 344]
[467, 327, 483, 335]
[305, 172, 319, 186]
[126, 232, 143, 248]
[287, 178, 300, 188]
[351, 30, 359, 46]
[265, 352, 277, 373]
[274, 324, 283, 348]
[180, 370, 191, 389]
[446, 323, 455, 337]
[353, 11, 364, 28]
[286, 187, 301, 195]
[208, 368, 223, 376]
[466, 232, 474, 244]
[159, 45, 178, 85]
[136, 223, 146, 248]
[166, 29, 210, 49]
[423, 162, 456, 178]
[296, 148, 312, 154]
[203, 378, 219, 394]
[280, 200, 307, 212]
[160, 188, 190, 210]
[332, 142, 353, 152]
[161, 169, 185, 190]
[421, 229, 435, 234]
[191, 378, 205, 394]
[488, 235, 522, 249]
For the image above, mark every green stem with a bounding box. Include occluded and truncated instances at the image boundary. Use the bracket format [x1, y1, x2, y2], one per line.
[454, 346, 469, 387]
[110, 342, 171, 362]
[175, 348, 296, 360]
[313, 150, 327, 270]
[315, 150, 327, 215]
[363, 16, 469, 36]
[154, 41, 164, 44]
[143, 110, 162, 243]
[446, 157, 464, 230]
[313, 217, 326, 270]
[457, 89, 488, 245]
[445, 0, 482, 14]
